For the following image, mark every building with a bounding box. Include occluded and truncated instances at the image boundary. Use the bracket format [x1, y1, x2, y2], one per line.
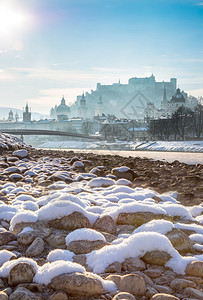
[56, 96, 70, 121]
[71, 75, 177, 119]
[50, 96, 71, 121]
[23, 103, 31, 122]
[8, 110, 14, 121]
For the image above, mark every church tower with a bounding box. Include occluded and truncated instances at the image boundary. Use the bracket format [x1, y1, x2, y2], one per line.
[8, 110, 14, 121]
[161, 84, 168, 110]
[78, 93, 87, 118]
[23, 103, 31, 122]
[95, 95, 103, 116]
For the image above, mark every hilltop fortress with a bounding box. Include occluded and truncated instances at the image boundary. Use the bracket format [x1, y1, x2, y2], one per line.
[72, 74, 178, 118]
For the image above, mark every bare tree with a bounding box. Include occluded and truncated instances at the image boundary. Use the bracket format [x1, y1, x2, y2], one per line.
[81, 121, 93, 135]
[192, 104, 203, 138]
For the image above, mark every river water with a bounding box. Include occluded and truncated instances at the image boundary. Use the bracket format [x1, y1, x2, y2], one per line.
[50, 148, 203, 165]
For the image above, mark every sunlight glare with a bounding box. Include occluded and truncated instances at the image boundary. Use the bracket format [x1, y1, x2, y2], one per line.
[0, 3, 27, 38]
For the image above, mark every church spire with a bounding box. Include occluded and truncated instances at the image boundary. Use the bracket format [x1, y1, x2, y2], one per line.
[163, 84, 167, 103]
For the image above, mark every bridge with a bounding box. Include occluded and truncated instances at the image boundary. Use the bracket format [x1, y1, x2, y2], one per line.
[0, 129, 103, 140]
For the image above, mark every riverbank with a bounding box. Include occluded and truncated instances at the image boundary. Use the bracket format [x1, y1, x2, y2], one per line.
[0, 134, 202, 299]
[38, 140, 203, 153]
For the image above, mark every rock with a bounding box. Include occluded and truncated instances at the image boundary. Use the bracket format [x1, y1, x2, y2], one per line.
[146, 286, 158, 298]
[153, 275, 175, 285]
[93, 215, 117, 235]
[117, 274, 146, 296]
[106, 274, 122, 286]
[116, 212, 172, 226]
[72, 161, 85, 170]
[0, 279, 4, 288]
[49, 212, 90, 230]
[26, 237, 45, 257]
[73, 254, 93, 272]
[17, 283, 44, 293]
[9, 287, 42, 300]
[49, 291, 68, 300]
[117, 225, 135, 235]
[112, 292, 136, 300]
[50, 272, 103, 296]
[46, 232, 67, 249]
[166, 228, 194, 253]
[142, 250, 171, 266]
[184, 287, 203, 299]
[38, 180, 52, 187]
[144, 268, 162, 278]
[154, 285, 173, 295]
[185, 261, 203, 277]
[112, 166, 136, 181]
[8, 263, 36, 286]
[0, 231, 16, 246]
[105, 261, 122, 273]
[2, 288, 12, 296]
[9, 173, 23, 181]
[170, 278, 196, 290]
[0, 291, 8, 300]
[13, 149, 28, 158]
[67, 239, 108, 255]
[185, 276, 203, 285]
[150, 294, 180, 300]
[135, 271, 155, 287]
[17, 231, 37, 246]
[122, 257, 146, 272]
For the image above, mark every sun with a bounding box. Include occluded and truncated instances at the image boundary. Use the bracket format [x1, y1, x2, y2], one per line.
[0, 3, 27, 38]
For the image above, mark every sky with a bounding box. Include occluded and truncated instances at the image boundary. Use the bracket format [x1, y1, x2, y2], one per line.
[0, 0, 203, 114]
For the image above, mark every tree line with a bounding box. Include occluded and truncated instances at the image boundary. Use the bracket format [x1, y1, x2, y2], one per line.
[149, 104, 203, 140]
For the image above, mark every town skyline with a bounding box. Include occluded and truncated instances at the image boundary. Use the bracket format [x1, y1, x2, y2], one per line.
[0, 0, 203, 114]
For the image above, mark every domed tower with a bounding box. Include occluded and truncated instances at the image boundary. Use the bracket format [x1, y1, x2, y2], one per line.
[95, 95, 103, 116]
[56, 96, 70, 121]
[78, 93, 87, 118]
[15, 112, 19, 122]
[169, 88, 186, 112]
[8, 110, 14, 121]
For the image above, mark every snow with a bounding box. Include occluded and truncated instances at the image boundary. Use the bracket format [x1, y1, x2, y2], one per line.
[0, 257, 38, 277]
[175, 223, 203, 235]
[73, 161, 84, 168]
[10, 211, 38, 230]
[190, 234, 203, 244]
[132, 220, 174, 235]
[116, 178, 131, 186]
[106, 201, 167, 221]
[17, 227, 34, 235]
[112, 166, 130, 172]
[47, 249, 75, 262]
[38, 140, 203, 153]
[65, 228, 106, 246]
[37, 201, 99, 225]
[87, 178, 116, 188]
[13, 149, 28, 158]
[187, 206, 203, 217]
[0, 250, 16, 267]
[34, 261, 85, 285]
[159, 203, 194, 220]
[86, 232, 195, 274]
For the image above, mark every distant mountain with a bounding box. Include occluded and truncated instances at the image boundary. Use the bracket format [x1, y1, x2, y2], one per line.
[0, 107, 48, 121]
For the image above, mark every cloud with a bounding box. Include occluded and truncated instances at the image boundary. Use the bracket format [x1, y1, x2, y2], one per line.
[29, 87, 87, 110]
[186, 88, 203, 97]
[0, 69, 15, 80]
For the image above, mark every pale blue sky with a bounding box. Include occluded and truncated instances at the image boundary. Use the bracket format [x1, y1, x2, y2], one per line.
[0, 0, 203, 113]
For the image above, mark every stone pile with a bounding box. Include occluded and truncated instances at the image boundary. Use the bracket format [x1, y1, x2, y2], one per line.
[0, 139, 202, 299]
